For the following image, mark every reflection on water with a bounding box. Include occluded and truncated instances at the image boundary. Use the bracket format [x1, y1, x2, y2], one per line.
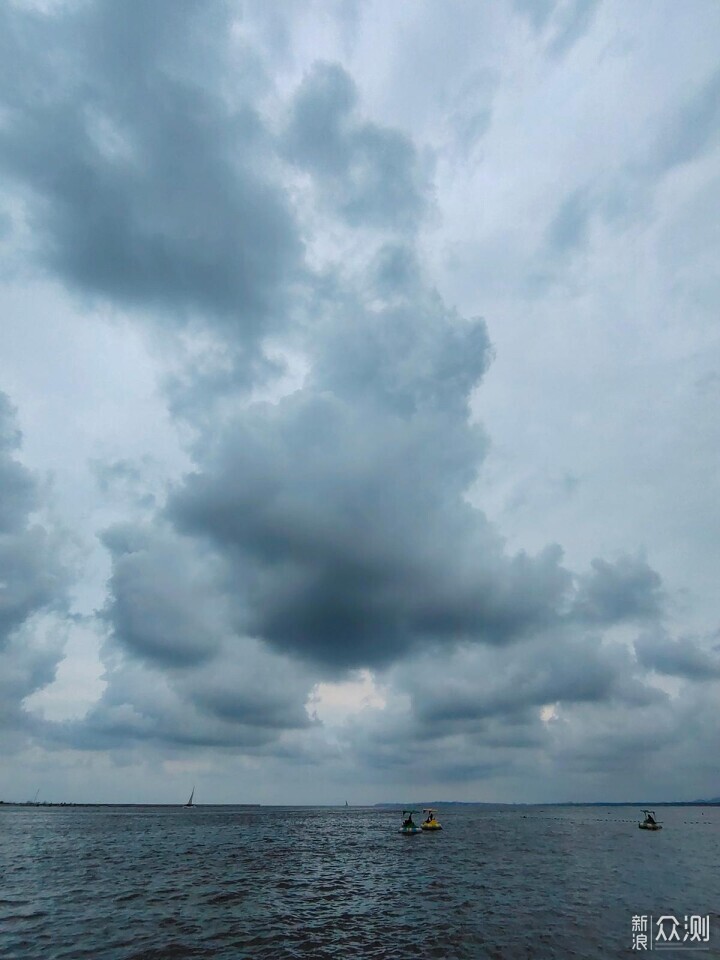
[1, 804, 718, 959]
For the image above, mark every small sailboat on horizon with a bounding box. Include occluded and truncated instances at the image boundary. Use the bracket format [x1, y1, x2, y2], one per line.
[184, 786, 195, 809]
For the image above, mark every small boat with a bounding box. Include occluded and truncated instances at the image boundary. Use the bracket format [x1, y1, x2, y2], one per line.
[421, 808, 442, 831]
[184, 786, 195, 809]
[399, 810, 422, 834]
[638, 809, 661, 830]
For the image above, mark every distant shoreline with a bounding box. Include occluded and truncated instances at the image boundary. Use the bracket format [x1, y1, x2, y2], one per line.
[373, 800, 720, 808]
[1, 799, 718, 809]
[0, 801, 263, 808]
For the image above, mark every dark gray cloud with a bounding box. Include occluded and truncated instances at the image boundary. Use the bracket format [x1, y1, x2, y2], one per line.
[0, 0, 302, 361]
[0, 392, 69, 730]
[81, 515, 317, 750]
[159, 217, 584, 677]
[54, 2, 665, 697]
[4, 0, 716, 806]
[545, 678, 720, 796]
[409, 636, 659, 728]
[303, 554, 687, 793]
[0, 525, 62, 644]
[100, 523, 227, 667]
[310, 261, 491, 415]
[63, 634, 315, 752]
[336, 679, 548, 788]
[167, 336, 574, 672]
[551, 708, 678, 777]
[335, 627, 666, 787]
[0, 625, 64, 731]
[0, 393, 66, 647]
[183, 647, 313, 731]
[571, 555, 664, 625]
[169, 400, 665, 674]
[282, 62, 427, 230]
[334, 649, 715, 798]
[635, 630, 720, 681]
[0, 399, 38, 536]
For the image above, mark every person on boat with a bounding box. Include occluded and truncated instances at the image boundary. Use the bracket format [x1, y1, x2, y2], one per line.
[402, 813, 414, 828]
[424, 812, 433, 824]
[645, 812, 656, 825]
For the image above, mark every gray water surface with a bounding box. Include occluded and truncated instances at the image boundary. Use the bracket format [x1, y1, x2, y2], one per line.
[1, 804, 718, 959]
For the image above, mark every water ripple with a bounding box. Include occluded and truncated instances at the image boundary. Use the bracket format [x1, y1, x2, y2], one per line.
[0, 805, 718, 959]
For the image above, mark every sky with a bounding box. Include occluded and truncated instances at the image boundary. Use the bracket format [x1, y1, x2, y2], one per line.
[0, 0, 719, 805]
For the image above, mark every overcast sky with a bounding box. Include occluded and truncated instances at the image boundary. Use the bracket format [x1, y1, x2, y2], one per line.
[1, 0, 719, 805]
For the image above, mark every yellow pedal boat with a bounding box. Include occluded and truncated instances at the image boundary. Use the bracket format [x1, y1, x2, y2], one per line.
[421, 808, 442, 830]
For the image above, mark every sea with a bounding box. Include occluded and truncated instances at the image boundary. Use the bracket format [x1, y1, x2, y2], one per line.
[1, 803, 718, 959]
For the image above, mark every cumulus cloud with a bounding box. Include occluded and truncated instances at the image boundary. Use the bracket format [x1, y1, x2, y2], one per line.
[61, 633, 315, 753]
[0, 394, 65, 644]
[0, 618, 65, 732]
[0, 392, 69, 732]
[410, 634, 660, 726]
[100, 522, 228, 667]
[0, 0, 302, 380]
[635, 629, 720, 681]
[6, 1, 667, 744]
[1, 1, 718, 804]
[167, 276, 576, 672]
[282, 62, 427, 230]
[326, 622, 669, 794]
[78, 516, 318, 751]
[571, 555, 665, 625]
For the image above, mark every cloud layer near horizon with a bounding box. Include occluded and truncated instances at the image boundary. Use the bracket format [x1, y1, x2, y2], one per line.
[1, 0, 719, 803]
